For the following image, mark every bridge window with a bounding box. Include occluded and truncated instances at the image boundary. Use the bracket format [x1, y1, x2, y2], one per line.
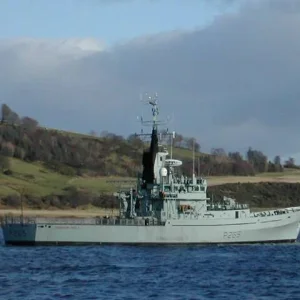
[164, 185, 170, 192]
[235, 211, 239, 219]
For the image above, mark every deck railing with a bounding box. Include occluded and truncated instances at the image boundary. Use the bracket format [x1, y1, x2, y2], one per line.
[251, 209, 291, 218]
[1, 215, 165, 226]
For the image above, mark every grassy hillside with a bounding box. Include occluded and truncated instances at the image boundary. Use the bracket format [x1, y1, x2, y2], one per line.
[0, 158, 130, 198]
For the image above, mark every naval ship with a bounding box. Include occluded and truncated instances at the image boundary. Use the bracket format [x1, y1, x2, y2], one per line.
[2, 95, 300, 245]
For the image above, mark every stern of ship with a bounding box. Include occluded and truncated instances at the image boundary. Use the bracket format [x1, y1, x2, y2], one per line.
[1, 215, 37, 246]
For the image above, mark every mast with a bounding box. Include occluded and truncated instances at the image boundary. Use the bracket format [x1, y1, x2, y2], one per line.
[192, 138, 195, 176]
[136, 93, 175, 186]
[139, 93, 160, 129]
[138, 93, 160, 185]
[170, 131, 175, 159]
[192, 138, 197, 184]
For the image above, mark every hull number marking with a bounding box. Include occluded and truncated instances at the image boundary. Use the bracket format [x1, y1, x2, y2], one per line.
[223, 231, 241, 239]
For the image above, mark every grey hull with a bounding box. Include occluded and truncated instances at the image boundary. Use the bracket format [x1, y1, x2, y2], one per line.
[2, 213, 300, 246]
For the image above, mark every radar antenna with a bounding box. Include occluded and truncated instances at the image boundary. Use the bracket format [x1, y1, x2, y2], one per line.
[138, 92, 169, 129]
[136, 92, 176, 146]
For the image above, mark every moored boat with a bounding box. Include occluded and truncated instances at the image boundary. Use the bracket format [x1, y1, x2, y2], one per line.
[2, 95, 300, 245]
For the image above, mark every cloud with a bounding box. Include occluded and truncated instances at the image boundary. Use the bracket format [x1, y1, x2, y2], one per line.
[80, 0, 240, 3]
[2, 0, 300, 160]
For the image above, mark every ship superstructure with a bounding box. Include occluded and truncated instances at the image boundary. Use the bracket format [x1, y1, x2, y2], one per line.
[1, 95, 300, 245]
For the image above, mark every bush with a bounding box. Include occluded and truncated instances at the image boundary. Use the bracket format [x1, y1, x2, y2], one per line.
[24, 174, 35, 179]
[3, 169, 13, 175]
[43, 161, 76, 176]
[2, 194, 21, 207]
[26, 196, 43, 209]
[0, 155, 10, 172]
[62, 187, 94, 208]
[93, 194, 119, 209]
[58, 165, 76, 176]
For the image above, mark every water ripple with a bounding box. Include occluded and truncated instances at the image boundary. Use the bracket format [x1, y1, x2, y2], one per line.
[0, 232, 300, 300]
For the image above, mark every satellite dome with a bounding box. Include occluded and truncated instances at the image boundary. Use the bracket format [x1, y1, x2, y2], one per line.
[160, 167, 168, 177]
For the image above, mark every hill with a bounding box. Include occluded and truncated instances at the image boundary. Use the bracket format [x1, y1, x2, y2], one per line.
[0, 103, 299, 212]
[0, 103, 290, 179]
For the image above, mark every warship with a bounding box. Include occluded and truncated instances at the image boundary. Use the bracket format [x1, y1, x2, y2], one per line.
[1, 94, 300, 246]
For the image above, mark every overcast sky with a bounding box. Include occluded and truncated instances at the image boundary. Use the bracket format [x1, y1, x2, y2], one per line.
[1, 0, 300, 161]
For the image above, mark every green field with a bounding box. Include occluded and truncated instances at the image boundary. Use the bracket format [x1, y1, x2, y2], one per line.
[0, 158, 129, 197]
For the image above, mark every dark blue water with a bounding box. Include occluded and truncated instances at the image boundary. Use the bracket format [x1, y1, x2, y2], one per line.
[1, 233, 300, 300]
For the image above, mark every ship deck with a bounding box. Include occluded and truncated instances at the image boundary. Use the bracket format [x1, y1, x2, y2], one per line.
[1, 215, 165, 227]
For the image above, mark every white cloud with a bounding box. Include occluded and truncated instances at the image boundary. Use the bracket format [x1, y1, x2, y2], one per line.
[2, 0, 300, 161]
[0, 38, 105, 64]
